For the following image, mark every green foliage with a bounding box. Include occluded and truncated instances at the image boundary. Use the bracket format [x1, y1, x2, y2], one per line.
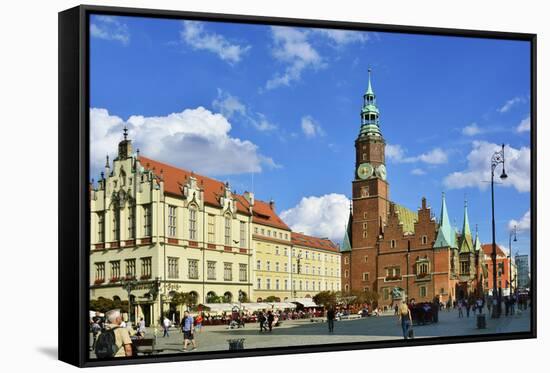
[264, 295, 280, 303]
[313, 291, 337, 307]
[90, 297, 129, 313]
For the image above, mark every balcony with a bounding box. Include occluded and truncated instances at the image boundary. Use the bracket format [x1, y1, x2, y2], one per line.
[384, 275, 402, 282]
[415, 273, 431, 282]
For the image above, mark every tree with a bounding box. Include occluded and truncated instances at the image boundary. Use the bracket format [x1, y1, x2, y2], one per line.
[264, 295, 280, 303]
[171, 292, 191, 317]
[313, 291, 337, 308]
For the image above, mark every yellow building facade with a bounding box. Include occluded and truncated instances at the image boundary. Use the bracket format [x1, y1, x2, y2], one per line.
[90, 133, 341, 325]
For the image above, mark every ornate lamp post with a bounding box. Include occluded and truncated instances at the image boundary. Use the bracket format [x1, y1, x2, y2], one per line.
[122, 278, 138, 324]
[490, 144, 507, 319]
[292, 252, 303, 299]
[508, 226, 517, 297]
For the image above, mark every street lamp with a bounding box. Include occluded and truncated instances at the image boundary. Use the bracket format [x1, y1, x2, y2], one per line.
[508, 225, 517, 297]
[122, 278, 138, 324]
[490, 144, 507, 319]
[292, 252, 302, 299]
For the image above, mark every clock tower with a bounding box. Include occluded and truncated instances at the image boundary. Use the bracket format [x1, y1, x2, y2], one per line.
[350, 69, 390, 292]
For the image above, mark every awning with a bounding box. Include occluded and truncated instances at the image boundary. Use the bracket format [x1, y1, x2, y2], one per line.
[268, 302, 297, 310]
[240, 302, 270, 311]
[203, 303, 239, 313]
[292, 298, 320, 307]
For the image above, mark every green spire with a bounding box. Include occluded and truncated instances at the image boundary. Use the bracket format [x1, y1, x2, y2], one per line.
[434, 192, 456, 248]
[459, 199, 474, 253]
[474, 224, 482, 252]
[359, 68, 382, 138]
[341, 202, 352, 252]
[366, 68, 374, 96]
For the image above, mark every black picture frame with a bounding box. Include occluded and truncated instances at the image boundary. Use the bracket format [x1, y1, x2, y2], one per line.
[58, 4, 537, 368]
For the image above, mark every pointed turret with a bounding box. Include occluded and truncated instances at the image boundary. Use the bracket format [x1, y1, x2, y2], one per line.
[434, 192, 456, 248]
[341, 201, 353, 252]
[459, 200, 474, 253]
[474, 224, 482, 252]
[359, 68, 382, 138]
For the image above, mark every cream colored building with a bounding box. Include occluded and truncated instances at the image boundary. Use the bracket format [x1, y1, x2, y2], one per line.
[90, 132, 341, 325]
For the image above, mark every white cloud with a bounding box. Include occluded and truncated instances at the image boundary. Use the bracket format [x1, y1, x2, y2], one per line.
[90, 16, 130, 45]
[180, 21, 251, 64]
[212, 89, 246, 119]
[516, 116, 530, 133]
[411, 168, 426, 176]
[385, 144, 448, 165]
[385, 144, 406, 162]
[462, 123, 482, 136]
[417, 148, 448, 164]
[212, 89, 276, 132]
[498, 97, 525, 113]
[443, 141, 530, 192]
[311, 29, 368, 45]
[280, 194, 350, 242]
[266, 27, 324, 90]
[265, 26, 368, 90]
[301, 115, 324, 138]
[508, 210, 530, 233]
[90, 107, 278, 178]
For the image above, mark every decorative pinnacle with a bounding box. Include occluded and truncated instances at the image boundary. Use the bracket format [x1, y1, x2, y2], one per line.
[105, 155, 110, 168]
[123, 126, 128, 141]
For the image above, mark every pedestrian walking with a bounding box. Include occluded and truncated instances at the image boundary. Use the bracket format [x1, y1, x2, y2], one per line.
[327, 306, 335, 333]
[136, 317, 146, 338]
[466, 302, 471, 318]
[458, 300, 464, 318]
[267, 311, 274, 332]
[258, 312, 266, 333]
[195, 313, 203, 333]
[398, 300, 413, 340]
[181, 311, 197, 352]
[162, 316, 171, 337]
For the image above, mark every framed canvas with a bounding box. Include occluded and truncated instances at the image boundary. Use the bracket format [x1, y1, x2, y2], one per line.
[58, 4, 537, 367]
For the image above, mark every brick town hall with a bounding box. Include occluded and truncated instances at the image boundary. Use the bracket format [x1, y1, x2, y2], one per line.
[340, 70, 488, 308]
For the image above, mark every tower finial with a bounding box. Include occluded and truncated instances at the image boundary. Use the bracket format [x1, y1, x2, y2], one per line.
[105, 154, 110, 168]
[366, 67, 374, 95]
[123, 126, 128, 141]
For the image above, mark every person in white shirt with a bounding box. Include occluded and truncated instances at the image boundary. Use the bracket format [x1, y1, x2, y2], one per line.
[162, 317, 171, 337]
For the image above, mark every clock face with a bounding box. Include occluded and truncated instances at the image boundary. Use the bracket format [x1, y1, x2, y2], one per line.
[376, 164, 387, 181]
[357, 163, 374, 180]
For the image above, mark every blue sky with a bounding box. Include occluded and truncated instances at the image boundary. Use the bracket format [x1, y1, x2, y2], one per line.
[89, 14, 532, 257]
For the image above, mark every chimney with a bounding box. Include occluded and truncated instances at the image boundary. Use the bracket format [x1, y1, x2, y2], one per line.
[243, 191, 255, 206]
[421, 197, 427, 209]
[269, 198, 275, 211]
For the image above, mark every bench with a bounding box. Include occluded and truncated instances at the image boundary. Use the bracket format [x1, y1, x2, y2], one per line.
[339, 314, 361, 320]
[132, 337, 163, 355]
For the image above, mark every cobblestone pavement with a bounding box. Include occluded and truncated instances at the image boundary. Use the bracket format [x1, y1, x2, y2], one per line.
[89, 307, 531, 358]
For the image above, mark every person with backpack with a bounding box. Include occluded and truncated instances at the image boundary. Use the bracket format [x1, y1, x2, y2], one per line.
[398, 299, 413, 340]
[95, 309, 133, 358]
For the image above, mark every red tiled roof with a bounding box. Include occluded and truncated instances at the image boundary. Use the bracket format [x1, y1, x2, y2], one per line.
[291, 232, 339, 253]
[481, 244, 506, 257]
[138, 156, 289, 230]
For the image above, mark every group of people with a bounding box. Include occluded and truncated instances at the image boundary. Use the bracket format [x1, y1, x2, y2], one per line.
[90, 309, 201, 358]
[456, 298, 485, 318]
[257, 310, 277, 332]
